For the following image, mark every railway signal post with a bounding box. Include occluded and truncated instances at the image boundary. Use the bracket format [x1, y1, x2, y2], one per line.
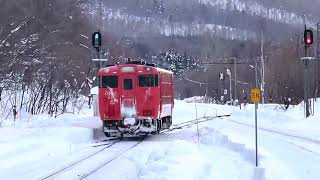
[251, 88, 261, 167]
[92, 31, 102, 69]
[302, 28, 314, 118]
[91, 31, 108, 115]
[91, 31, 109, 85]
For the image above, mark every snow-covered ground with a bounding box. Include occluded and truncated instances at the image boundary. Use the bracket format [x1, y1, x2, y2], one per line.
[1, 99, 320, 180]
[0, 106, 101, 179]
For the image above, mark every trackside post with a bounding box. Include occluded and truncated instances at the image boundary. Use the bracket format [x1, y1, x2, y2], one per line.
[251, 88, 260, 167]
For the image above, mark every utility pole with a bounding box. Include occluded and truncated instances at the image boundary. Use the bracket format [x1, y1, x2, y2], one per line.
[99, 1, 103, 30]
[204, 66, 209, 98]
[99, 1, 103, 70]
[226, 68, 232, 102]
[260, 31, 265, 104]
[206, 74, 208, 98]
[13, 70, 17, 121]
[317, 23, 320, 98]
[202, 58, 249, 105]
[297, 35, 301, 58]
[230, 71, 232, 102]
[234, 58, 237, 104]
[219, 72, 225, 104]
[255, 58, 258, 88]
[317, 23, 320, 62]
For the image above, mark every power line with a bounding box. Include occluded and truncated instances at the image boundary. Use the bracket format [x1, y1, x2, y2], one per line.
[184, 78, 217, 86]
[201, 57, 251, 103]
[200, 57, 250, 65]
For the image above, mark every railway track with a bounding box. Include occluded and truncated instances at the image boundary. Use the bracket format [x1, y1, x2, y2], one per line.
[79, 139, 144, 179]
[165, 114, 320, 157]
[40, 139, 121, 180]
[161, 114, 231, 133]
[171, 114, 320, 157]
[168, 114, 320, 158]
[80, 116, 230, 179]
[40, 138, 145, 180]
[226, 118, 320, 156]
[227, 119, 320, 145]
[40, 114, 231, 180]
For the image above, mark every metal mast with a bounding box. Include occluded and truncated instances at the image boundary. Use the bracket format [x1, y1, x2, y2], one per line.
[260, 31, 265, 104]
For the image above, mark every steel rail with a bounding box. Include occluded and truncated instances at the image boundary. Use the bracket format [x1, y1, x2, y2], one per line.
[40, 139, 121, 180]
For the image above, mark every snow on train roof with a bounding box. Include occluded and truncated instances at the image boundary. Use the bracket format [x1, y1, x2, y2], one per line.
[98, 64, 173, 74]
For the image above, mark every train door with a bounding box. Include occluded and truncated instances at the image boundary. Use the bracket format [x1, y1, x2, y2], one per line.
[121, 75, 137, 119]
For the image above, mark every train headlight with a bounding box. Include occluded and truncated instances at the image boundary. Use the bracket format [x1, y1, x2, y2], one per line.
[123, 118, 136, 126]
[145, 67, 152, 71]
[103, 68, 110, 73]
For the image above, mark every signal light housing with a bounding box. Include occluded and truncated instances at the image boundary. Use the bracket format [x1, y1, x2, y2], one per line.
[92, 31, 102, 49]
[304, 29, 313, 46]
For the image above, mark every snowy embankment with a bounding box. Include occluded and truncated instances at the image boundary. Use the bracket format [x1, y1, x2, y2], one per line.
[97, 100, 319, 180]
[231, 102, 320, 140]
[0, 105, 101, 180]
[1, 98, 320, 180]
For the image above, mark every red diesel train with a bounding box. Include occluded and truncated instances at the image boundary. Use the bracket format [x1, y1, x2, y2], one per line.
[97, 61, 174, 137]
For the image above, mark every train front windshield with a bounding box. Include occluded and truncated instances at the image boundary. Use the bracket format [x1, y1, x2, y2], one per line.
[99, 76, 118, 88]
[138, 75, 158, 87]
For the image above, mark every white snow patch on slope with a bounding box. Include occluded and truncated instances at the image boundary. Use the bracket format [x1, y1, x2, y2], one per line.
[199, 0, 315, 27]
[84, 8, 257, 41]
[11, 26, 21, 34]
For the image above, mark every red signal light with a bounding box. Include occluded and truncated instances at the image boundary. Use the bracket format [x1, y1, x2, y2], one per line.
[304, 29, 313, 45]
[307, 38, 311, 44]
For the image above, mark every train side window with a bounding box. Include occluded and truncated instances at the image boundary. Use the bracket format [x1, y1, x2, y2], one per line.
[123, 79, 133, 90]
[138, 75, 158, 87]
[99, 76, 118, 88]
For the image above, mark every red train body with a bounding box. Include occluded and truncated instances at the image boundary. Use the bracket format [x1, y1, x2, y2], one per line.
[97, 61, 174, 136]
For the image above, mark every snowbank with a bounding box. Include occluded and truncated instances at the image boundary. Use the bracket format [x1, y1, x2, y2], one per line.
[1, 98, 320, 180]
[0, 101, 101, 180]
[231, 102, 320, 140]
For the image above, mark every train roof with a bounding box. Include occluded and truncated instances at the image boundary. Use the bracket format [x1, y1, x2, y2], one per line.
[98, 64, 173, 75]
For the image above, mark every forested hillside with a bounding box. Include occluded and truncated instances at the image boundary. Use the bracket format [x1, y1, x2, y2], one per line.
[0, 0, 319, 112]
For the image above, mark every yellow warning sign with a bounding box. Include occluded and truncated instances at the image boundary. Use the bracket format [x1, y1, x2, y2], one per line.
[251, 88, 261, 103]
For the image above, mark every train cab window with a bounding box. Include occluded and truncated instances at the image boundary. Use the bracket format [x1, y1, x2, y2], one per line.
[99, 76, 118, 88]
[139, 75, 158, 87]
[123, 79, 133, 90]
